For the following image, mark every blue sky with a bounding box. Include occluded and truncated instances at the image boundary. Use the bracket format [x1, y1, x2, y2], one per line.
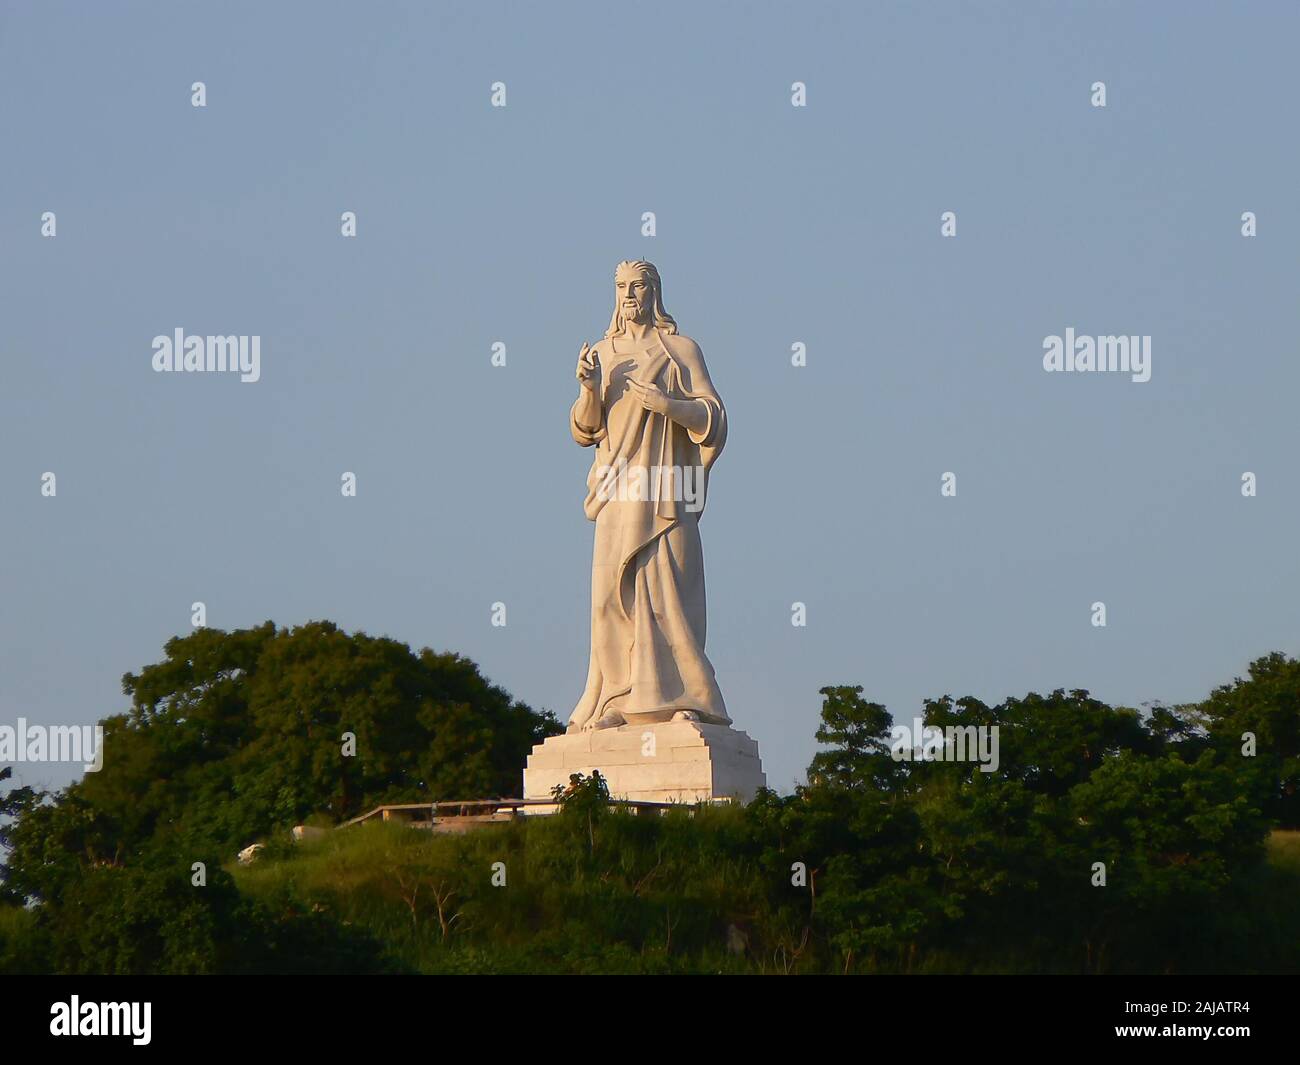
[2, 0, 1298, 794]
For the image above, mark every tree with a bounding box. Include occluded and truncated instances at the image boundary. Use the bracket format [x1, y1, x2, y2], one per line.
[2, 622, 561, 906]
[808, 686, 900, 790]
[1198, 652, 1300, 827]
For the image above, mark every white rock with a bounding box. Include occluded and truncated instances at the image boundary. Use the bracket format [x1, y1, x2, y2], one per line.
[237, 843, 265, 865]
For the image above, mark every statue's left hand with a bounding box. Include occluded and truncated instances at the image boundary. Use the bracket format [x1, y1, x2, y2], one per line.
[626, 377, 673, 415]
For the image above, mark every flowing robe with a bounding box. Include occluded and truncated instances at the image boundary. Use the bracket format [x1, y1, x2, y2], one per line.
[568, 328, 729, 730]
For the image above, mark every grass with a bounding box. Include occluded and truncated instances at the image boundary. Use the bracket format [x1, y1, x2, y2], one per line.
[231, 807, 772, 974]
[1265, 829, 1300, 874]
[228, 814, 1300, 975]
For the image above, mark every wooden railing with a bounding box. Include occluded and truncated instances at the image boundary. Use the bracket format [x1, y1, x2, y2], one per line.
[341, 796, 725, 829]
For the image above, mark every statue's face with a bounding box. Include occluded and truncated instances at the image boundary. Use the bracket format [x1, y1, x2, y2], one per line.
[615, 269, 653, 325]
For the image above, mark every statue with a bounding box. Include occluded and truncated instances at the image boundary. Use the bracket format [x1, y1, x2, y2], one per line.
[568, 260, 730, 732]
[522, 259, 763, 804]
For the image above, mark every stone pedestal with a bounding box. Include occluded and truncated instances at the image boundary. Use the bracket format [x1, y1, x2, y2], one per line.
[523, 720, 765, 806]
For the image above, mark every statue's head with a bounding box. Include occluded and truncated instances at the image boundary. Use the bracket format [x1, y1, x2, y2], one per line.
[605, 260, 677, 337]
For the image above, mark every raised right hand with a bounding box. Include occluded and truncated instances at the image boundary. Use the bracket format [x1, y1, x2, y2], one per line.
[576, 342, 601, 391]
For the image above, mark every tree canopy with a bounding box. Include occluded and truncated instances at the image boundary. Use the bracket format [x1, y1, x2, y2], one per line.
[2, 639, 1297, 974]
[1, 621, 560, 904]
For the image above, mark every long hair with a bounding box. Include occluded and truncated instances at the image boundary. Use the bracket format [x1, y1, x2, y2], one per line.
[604, 260, 678, 338]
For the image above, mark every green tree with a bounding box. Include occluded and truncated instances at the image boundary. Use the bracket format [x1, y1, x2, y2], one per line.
[1198, 652, 1300, 826]
[2, 622, 560, 907]
[808, 686, 901, 790]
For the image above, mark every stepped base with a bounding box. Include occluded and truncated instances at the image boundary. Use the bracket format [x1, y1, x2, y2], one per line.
[523, 720, 766, 806]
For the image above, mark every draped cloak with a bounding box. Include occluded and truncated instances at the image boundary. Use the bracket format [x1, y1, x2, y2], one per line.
[568, 328, 729, 731]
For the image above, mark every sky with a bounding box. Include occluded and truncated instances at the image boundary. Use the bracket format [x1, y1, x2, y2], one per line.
[2, 0, 1298, 796]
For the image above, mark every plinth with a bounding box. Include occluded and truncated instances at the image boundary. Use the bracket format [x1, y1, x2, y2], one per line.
[523, 720, 766, 805]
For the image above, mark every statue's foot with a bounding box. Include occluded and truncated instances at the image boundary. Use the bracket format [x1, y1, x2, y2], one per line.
[672, 710, 701, 722]
[583, 710, 626, 731]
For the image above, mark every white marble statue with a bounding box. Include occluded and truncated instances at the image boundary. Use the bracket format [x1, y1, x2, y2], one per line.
[568, 261, 730, 732]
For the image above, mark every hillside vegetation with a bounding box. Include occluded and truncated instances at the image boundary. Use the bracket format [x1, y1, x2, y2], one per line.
[3, 625, 1299, 974]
